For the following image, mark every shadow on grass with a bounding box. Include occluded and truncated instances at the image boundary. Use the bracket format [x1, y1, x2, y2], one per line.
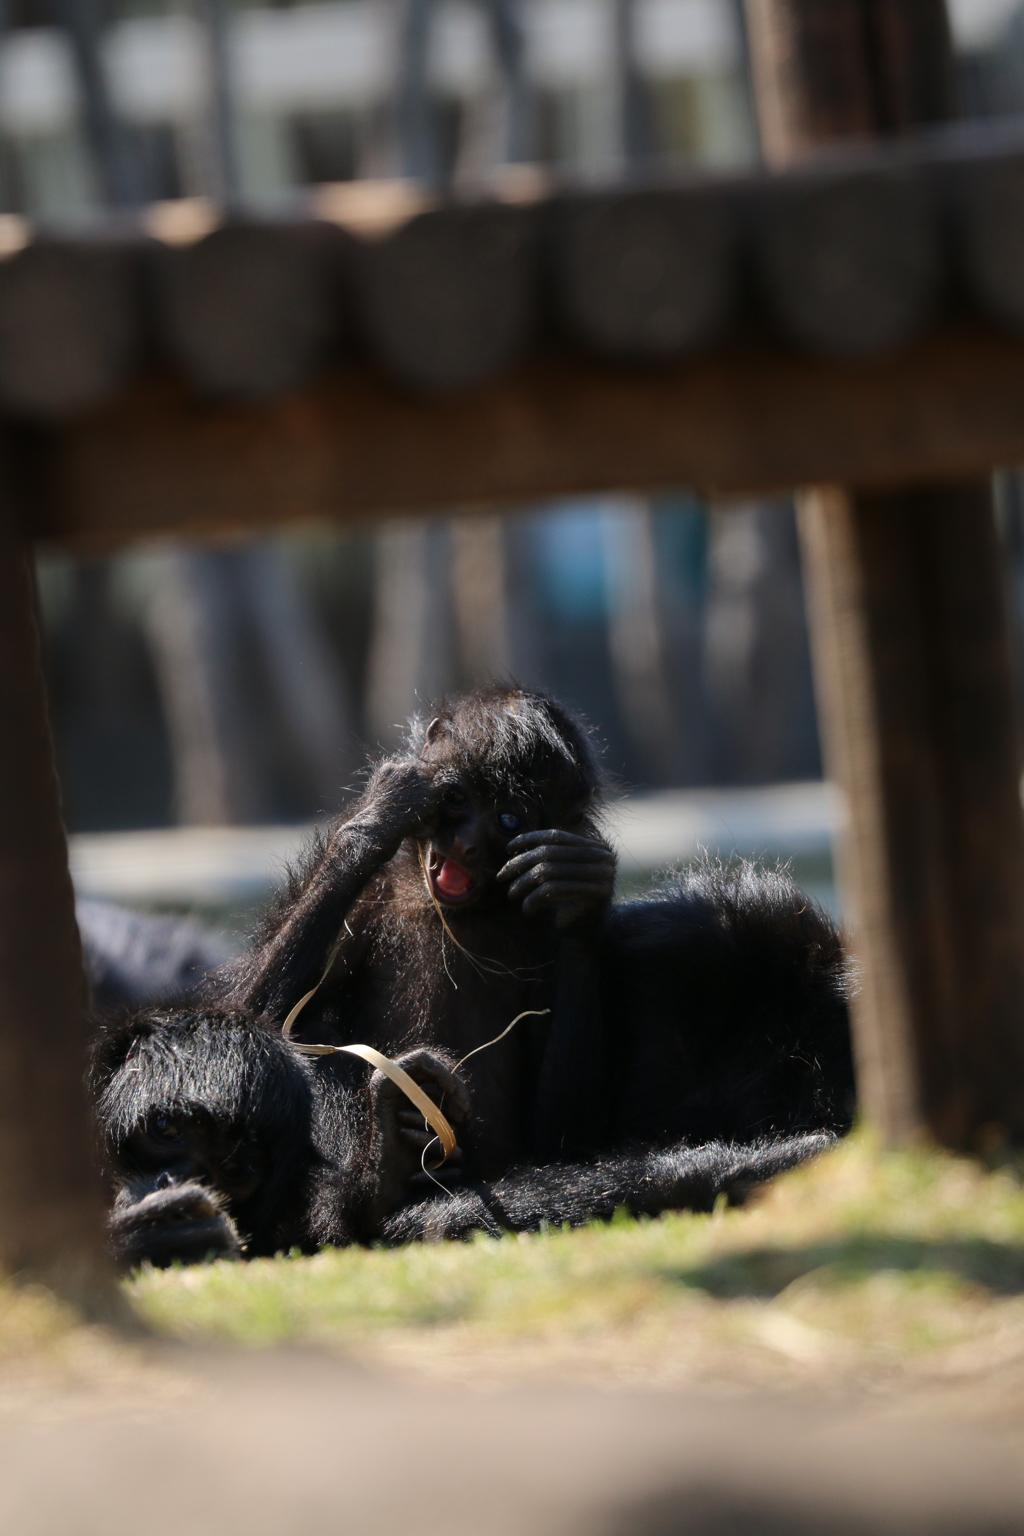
[669, 1237, 1024, 1298]
[602, 1484, 1023, 1536]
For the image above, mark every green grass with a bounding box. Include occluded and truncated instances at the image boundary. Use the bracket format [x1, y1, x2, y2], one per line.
[3, 1133, 1022, 1391]
[118, 1133, 1024, 1385]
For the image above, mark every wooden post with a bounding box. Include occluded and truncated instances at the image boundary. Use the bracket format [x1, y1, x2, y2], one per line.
[745, 0, 1024, 1147]
[0, 497, 112, 1299]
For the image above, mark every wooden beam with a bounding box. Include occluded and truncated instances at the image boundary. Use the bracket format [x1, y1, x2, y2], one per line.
[798, 484, 1024, 1145]
[747, 0, 1024, 1152]
[550, 186, 738, 359]
[22, 320, 1024, 548]
[156, 220, 349, 400]
[0, 483, 113, 1298]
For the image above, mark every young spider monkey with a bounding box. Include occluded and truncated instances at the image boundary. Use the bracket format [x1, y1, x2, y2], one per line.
[213, 686, 618, 1181]
[212, 683, 851, 1176]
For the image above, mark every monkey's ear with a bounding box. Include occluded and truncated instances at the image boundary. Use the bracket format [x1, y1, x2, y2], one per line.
[424, 717, 443, 746]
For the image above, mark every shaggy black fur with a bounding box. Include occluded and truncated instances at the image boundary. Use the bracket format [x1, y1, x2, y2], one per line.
[91, 1008, 472, 1265]
[90, 686, 854, 1266]
[605, 862, 852, 1147]
[92, 1008, 356, 1265]
[380, 1132, 837, 1242]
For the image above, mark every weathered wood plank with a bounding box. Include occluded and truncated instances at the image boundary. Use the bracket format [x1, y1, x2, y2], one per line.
[155, 220, 350, 399]
[756, 166, 942, 355]
[352, 203, 539, 392]
[0, 236, 143, 417]
[747, 0, 1024, 1153]
[22, 320, 1024, 548]
[2, 139, 1024, 421]
[798, 485, 1024, 1147]
[957, 153, 1024, 332]
[550, 187, 739, 359]
[0, 486, 112, 1294]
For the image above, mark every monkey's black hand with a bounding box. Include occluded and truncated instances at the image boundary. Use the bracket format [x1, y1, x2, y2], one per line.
[108, 1178, 242, 1270]
[497, 830, 616, 929]
[341, 758, 441, 856]
[364, 1048, 471, 1230]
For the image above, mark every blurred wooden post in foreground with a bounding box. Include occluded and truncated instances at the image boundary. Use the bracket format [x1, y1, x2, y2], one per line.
[0, 502, 112, 1299]
[745, 0, 1024, 1148]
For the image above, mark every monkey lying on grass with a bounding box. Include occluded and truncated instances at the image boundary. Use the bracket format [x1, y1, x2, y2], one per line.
[90, 687, 853, 1266]
[93, 999, 838, 1265]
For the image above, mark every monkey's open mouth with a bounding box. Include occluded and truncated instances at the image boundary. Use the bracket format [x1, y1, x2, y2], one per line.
[425, 848, 477, 905]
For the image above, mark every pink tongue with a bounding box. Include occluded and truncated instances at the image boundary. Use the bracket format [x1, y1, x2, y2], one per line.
[436, 859, 473, 897]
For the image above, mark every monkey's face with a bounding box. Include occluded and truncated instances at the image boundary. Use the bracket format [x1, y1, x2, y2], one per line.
[119, 1107, 267, 1207]
[421, 776, 530, 911]
[94, 1010, 316, 1252]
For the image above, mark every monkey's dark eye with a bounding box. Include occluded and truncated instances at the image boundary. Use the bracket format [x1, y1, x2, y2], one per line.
[498, 812, 522, 834]
[132, 1113, 188, 1165]
[443, 786, 468, 808]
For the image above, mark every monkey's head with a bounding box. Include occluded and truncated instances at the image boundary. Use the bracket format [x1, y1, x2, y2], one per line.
[407, 685, 606, 911]
[90, 1007, 317, 1254]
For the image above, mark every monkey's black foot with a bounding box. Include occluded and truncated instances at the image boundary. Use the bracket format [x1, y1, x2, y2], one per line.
[109, 1181, 242, 1269]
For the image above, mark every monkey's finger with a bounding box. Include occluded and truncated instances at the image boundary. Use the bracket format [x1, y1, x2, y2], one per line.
[505, 854, 613, 886]
[399, 1108, 467, 1135]
[498, 844, 614, 882]
[498, 851, 613, 887]
[410, 1074, 470, 1118]
[505, 829, 613, 855]
[374, 1075, 445, 1113]
[398, 1118, 452, 1140]
[392, 1049, 472, 1116]
[398, 1120, 464, 1149]
[503, 837, 612, 861]
[400, 1130, 463, 1160]
[521, 880, 611, 919]
[399, 1127, 436, 1150]
[398, 1107, 433, 1125]
[370, 1071, 410, 1105]
[507, 863, 615, 901]
[410, 1169, 463, 1188]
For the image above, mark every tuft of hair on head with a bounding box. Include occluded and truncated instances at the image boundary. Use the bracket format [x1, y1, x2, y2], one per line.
[406, 685, 607, 829]
[91, 1005, 314, 1148]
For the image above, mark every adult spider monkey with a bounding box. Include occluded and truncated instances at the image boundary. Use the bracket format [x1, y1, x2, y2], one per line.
[94, 686, 853, 1264]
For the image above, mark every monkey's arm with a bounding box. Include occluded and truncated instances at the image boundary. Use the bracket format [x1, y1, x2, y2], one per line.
[380, 1133, 835, 1242]
[215, 759, 438, 1020]
[497, 829, 616, 1158]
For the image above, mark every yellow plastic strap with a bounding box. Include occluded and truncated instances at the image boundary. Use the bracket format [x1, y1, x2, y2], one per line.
[280, 929, 458, 1162]
[339, 1044, 457, 1161]
[286, 1038, 457, 1163]
[282, 986, 319, 1038]
[280, 916, 353, 1038]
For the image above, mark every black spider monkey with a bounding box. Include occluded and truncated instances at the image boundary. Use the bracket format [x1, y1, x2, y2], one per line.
[91, 686, 854, 1266]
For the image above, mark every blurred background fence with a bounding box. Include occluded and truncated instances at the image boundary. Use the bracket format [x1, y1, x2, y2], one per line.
[19, 0, 1024, 926]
